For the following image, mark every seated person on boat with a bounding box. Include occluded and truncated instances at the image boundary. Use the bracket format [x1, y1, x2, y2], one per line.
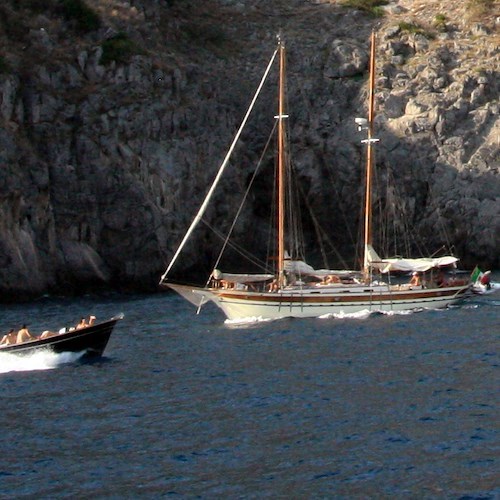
[0, 329, 17, 345]
[17, 325, 36, 343]
[76, 315, 96, 329]
[268, 279, 279, 292]
[409, 272, 422, 287]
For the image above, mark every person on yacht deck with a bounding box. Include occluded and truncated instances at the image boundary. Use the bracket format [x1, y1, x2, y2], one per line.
[409, 272, 421, 287]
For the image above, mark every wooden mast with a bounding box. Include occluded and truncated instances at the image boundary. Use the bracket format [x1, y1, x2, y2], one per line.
[277, 36, 286, 287]
[363, 30, 377, 279]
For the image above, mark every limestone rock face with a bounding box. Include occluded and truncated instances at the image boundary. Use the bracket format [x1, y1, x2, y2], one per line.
[0, 0, 498, 299]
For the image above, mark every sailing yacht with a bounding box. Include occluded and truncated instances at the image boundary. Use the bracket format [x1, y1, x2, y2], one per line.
[160, 33, 470, 321]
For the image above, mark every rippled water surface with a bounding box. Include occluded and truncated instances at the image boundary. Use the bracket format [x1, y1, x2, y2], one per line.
[0, 284, 498, 498]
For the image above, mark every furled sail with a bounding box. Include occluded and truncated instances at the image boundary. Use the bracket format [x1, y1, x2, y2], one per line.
[212, 271, 274, 284]
[366, 245, 459, 273]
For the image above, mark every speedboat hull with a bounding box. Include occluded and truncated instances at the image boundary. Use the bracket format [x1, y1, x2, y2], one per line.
[0, 315, 123, 359]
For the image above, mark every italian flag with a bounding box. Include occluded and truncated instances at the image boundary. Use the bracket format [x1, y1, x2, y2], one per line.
[470, 266, 482, 283]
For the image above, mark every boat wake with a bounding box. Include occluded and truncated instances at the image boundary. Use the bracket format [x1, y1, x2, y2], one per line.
[0, 350, 86, 374]
[225, 316, 275, 327]
[460, 303, 480, 310]
[319, 308, 418, 320]
[319, 309, 373, 320]
[224, 308, 422, 325]
[383, 309, 418, 316]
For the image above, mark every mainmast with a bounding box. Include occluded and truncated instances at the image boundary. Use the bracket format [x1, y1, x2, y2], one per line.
[363, 30, 377, 279]
[277, 36, 287, 287]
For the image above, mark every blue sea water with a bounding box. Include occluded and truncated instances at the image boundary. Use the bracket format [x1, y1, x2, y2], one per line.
[0, 283, 498, 498]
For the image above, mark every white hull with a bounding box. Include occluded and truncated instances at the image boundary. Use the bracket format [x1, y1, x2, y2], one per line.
[168, 283, 470, 321]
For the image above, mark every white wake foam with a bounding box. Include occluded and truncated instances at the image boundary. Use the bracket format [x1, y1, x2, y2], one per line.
[223, 301, 473, 325]
[319, 309, 373, 320]
[0, 350, 85, 374]
[225, 316, 275, 326]
[319, 308, 422, 320]
[380, 308, 419, 316]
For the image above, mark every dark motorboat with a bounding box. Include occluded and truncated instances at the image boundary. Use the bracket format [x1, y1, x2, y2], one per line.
[0, 314, 123, 360]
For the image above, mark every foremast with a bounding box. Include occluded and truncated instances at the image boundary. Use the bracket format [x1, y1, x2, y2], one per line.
[363, 30, 378, 281]
[277, 36, 287, 288]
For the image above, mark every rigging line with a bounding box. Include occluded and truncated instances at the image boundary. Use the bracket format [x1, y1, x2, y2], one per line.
[375, 164, 393, 257]
[210, 121, 278, 279]
[374, 163, 389, 257]
[285, 152, 302, 257]
[435, 207, 453, 253]
[160, 46, 279, 283]
[430, 245, 447, 257]
[383, 171, 393, 255]
[282, 80, 305, 262]
[390, 173, 425, 258]
[355, 162, 366, 268]
[383, 167, 413, 258]
[373, 159, 382, 252]
[399, 174, 414, 256]
[392, 170, 416, 257]
[384, 171, 391, 255]
[323, 159, 358, 250]
[385, 173, 392, 255]
[200, 218, 270, 271]
[295, 180, 334, 269]
[398, 191, 413, 256]
[305, 195, 329, 268]
[385, 166, 436, 259]
[289, 169, 306, 261]
[391, 178, 401, 257]
[267, 153, 279, 273]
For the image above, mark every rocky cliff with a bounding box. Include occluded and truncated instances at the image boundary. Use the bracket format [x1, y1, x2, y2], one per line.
[0, 0, 498, 300]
